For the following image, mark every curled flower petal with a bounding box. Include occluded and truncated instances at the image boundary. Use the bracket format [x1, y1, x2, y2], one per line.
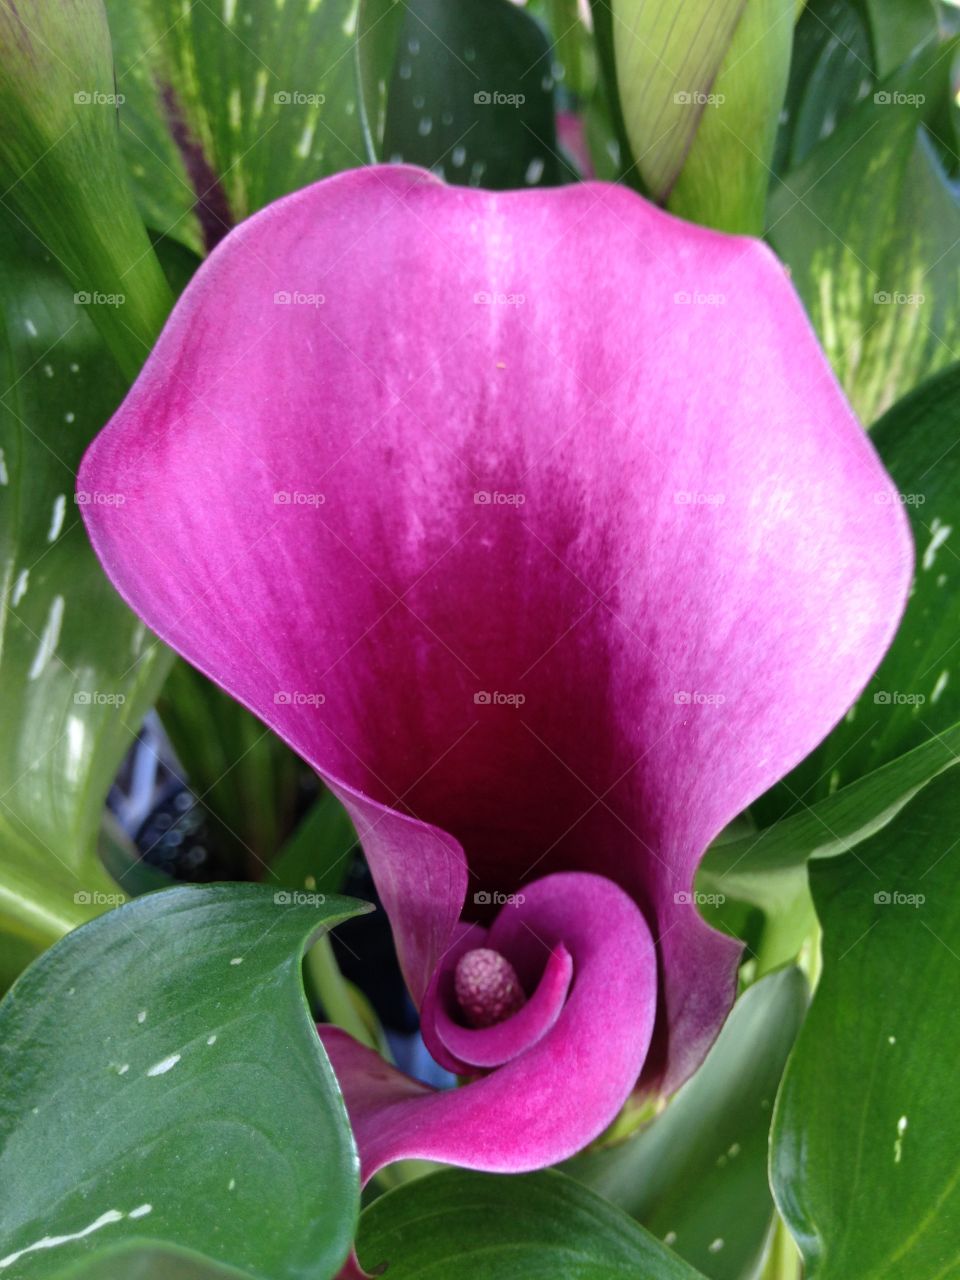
[79, 165, 912, 1172]
[321, 871, 656, 1178]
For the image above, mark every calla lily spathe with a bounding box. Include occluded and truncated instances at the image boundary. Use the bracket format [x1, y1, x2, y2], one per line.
[79, 166, 911, 1180]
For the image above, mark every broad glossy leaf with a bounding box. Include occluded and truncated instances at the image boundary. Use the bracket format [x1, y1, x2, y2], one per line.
[106, 0, 372, 252]
[701, 720, 960, 898]
[567, 968, 808, 1280]
[611, 0, 792, 232]
[357, 1168, 707, 1279]
[382, 0, 568, 189]
[0, 216, 171, 979]
[768, 42, 960, 422]
[0, 884, 368, 1280]
[772, 769, 960, 1278]
[756, 361, 960, 826]
[0, 0, 172, 377]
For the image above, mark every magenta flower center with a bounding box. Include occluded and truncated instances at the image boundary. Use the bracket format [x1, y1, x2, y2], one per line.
[454, 948, 527, 1028]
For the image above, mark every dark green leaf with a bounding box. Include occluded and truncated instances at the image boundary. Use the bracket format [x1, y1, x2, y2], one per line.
[567, 968, 808, 1280]
[0, 884, 369, 1280]
[861, 0, 938, 77]
[774, 0, 875, 175]
[357, 1168, 708, 1278]
[0, 215, 172, 981]
[771, 769, 960, 1278]
[157, 661, 307, 879]
[382, 0, 569, 189]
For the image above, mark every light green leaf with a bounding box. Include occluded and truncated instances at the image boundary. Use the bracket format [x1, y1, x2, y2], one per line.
[0, 884, 369, 1280]
[0, 215, 172, 981]
[358, 1168, 708, 1278]
[0, 0, 172, 377]
[771, 769, 960, 1278]
[767, 40, 960, 422]
[567, 968, 808, 1280]
[611, 0, 793, 232]
[667, 0, 795, 234]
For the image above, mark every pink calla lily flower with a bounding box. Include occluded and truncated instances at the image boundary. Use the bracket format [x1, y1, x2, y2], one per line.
[79, 166, 911, 1182]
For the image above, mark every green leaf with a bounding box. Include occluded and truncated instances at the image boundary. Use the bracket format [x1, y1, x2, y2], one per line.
[767, 40, 960, 422]
[381, 0, 569, 189]
[268, 789, 357, 898]
[0, 215, 172, 981]
[357, 1168, 708, 1278]
[862, 0, 938, 77]
[57, 1246, 244, 1280]
[105, 0, 373, 252]
[566, 968, 808, 1280]
[700, 720, 960, 899]
[773, 0, 874, 175]
[0, 0, 172, 377]
[771, 769, 960, 1278]
[356, 0, 406, 162]
[0, 884, 369, 1280]
[611, 0, 793, 233]
[756, 361, 960, 825]
[667, 0, 795, 235]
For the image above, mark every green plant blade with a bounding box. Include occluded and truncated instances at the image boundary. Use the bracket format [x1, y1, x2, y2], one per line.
[357, 1168, 707, 1278]
[105, 0, 376, 253]
[771, 769, 960, 1278]
[768, 39, 960, 422]
[567, 968, 808, 1280]
[156, 660, 307, 881]
[0, 0, 172, 377]
[0, 214, 172, 982]
[611, 0, 793, 232]
[0, 884, 369, 1280]
[667, 0, 794, 234]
